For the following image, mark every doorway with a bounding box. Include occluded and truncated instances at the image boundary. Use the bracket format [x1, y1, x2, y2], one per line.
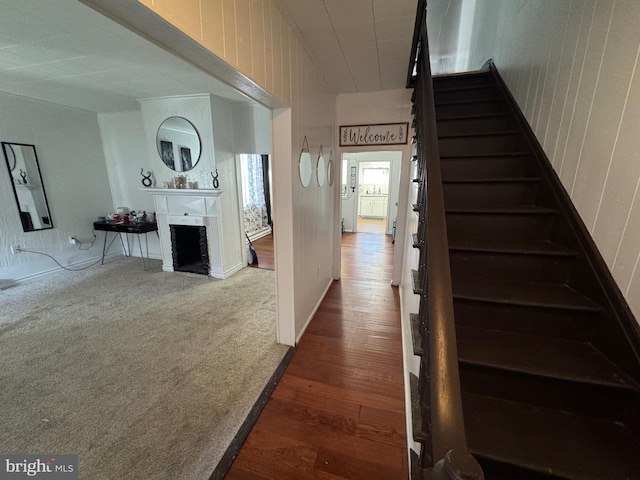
[340, 151, 402, 236]
[238, 153, 274, 270]
[356, 161, 390, 234]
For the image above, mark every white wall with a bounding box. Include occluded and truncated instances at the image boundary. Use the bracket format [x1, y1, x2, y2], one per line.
[0, 92, 114, 285]
[426, 0, 464, 75]
[233, 103, 272, 155]
[210, 96, 245, 273]
[98, 109, 161, 259]
[461, 0, 640, 321]
[290, 55, 336, 341]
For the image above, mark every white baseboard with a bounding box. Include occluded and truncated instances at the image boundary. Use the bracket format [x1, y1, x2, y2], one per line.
[247, 227, 272, 242]
[295, 278, 334, 344]
[6, 252, 124, 288]
[211, 262, 244, 279]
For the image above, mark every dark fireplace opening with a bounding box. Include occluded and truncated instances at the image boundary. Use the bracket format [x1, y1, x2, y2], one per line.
[170, 225, 209, 275]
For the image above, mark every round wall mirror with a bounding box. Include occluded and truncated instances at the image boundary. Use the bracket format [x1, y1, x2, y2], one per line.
[317, 154, 326, 187]
[299, 151, 312, 187]
[156, 116, 201, 172]
[327, 157, 334, 186]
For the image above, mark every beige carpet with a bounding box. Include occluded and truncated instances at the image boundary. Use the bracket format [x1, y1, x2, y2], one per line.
[0, 257, 288, 479]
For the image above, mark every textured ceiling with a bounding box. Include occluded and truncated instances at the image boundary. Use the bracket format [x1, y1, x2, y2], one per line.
[0, 0, 433, 113]
[273, 0, 418, 93]
[0, 0, 251, 112]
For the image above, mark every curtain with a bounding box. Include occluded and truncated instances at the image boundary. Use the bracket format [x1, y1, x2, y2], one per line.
[242, 154, 265, 209]
[241, 154, 271, 235]
[261, 154, 272, 226]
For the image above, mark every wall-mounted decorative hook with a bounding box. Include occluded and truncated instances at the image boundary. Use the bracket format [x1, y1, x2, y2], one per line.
[211, 169, 220, 189]
[350, 166, 357, 193]
[140, 168, 153, 187]
[19, 168, 27, 184]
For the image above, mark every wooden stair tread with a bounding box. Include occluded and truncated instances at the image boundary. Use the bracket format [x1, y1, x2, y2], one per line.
[411, 269, 422, 295]
[440, 151, 530, 159]
[446, 205, 556, 215]
[433, 84, 495, 94]
[435, 97, 502, 106]
[448, 237, 576, 257]
[433, 72, 490, 81]
[443, 177, 540, 184]
[463, 393, 640, 479]
[437, 112, 508, 122]
[412, 233, 420, 248]
[438, 130, 519, 139]
[457, 325, 639, 390]
[452, 276, 602, 312]
[410, 313, 423, 356]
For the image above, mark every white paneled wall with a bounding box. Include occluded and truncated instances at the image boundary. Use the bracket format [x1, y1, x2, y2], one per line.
[465, 0, 640, 319]
[143, 0, 293, 105]
[0, 92, 114, 282]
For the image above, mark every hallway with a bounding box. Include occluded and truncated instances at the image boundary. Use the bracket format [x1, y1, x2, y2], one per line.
[225, 232, 407, 479]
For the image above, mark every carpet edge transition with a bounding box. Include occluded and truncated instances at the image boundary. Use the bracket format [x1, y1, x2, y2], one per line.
[209, 346, 297, 480]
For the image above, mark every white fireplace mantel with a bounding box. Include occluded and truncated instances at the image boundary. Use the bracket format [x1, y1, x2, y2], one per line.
[143, 187, 222, 197]
[144, 188, 242, 279]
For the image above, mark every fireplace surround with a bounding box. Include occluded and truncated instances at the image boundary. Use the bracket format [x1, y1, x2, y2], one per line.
[146, 188, 243, 278]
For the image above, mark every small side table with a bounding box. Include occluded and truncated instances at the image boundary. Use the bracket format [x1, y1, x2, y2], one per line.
[93, 221, 158, 270]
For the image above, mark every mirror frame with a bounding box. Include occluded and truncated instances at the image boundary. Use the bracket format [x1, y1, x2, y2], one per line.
[2, 142, 54, 232]
[317, 153, 326, 187]
[5, 143, 16, 171]
[156, 116, 202, 172]
[327, 151, 334, 187]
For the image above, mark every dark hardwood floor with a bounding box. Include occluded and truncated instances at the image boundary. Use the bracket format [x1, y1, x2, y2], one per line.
[248, 233, 275, 270]
[225, 232, 407, 479]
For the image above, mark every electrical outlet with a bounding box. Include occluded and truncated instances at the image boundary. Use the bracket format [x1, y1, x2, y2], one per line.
[11, 245, 20, 254]
[68, 236, 77, 245]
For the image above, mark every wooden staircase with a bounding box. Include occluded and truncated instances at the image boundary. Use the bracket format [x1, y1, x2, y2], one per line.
[413, 68, 640, 479]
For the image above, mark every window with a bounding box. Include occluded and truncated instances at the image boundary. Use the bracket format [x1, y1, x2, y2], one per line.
[240, 154, 265, 210]
[240, 154, 271, 236]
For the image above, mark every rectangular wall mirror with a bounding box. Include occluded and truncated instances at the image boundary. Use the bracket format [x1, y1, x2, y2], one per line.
[2, 142, 53, 232]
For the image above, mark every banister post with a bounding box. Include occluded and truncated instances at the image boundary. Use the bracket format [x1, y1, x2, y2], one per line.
[431, 450, 484, 480]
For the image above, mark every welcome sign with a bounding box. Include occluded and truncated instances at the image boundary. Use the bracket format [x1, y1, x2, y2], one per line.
[340, 123, 409, 147]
